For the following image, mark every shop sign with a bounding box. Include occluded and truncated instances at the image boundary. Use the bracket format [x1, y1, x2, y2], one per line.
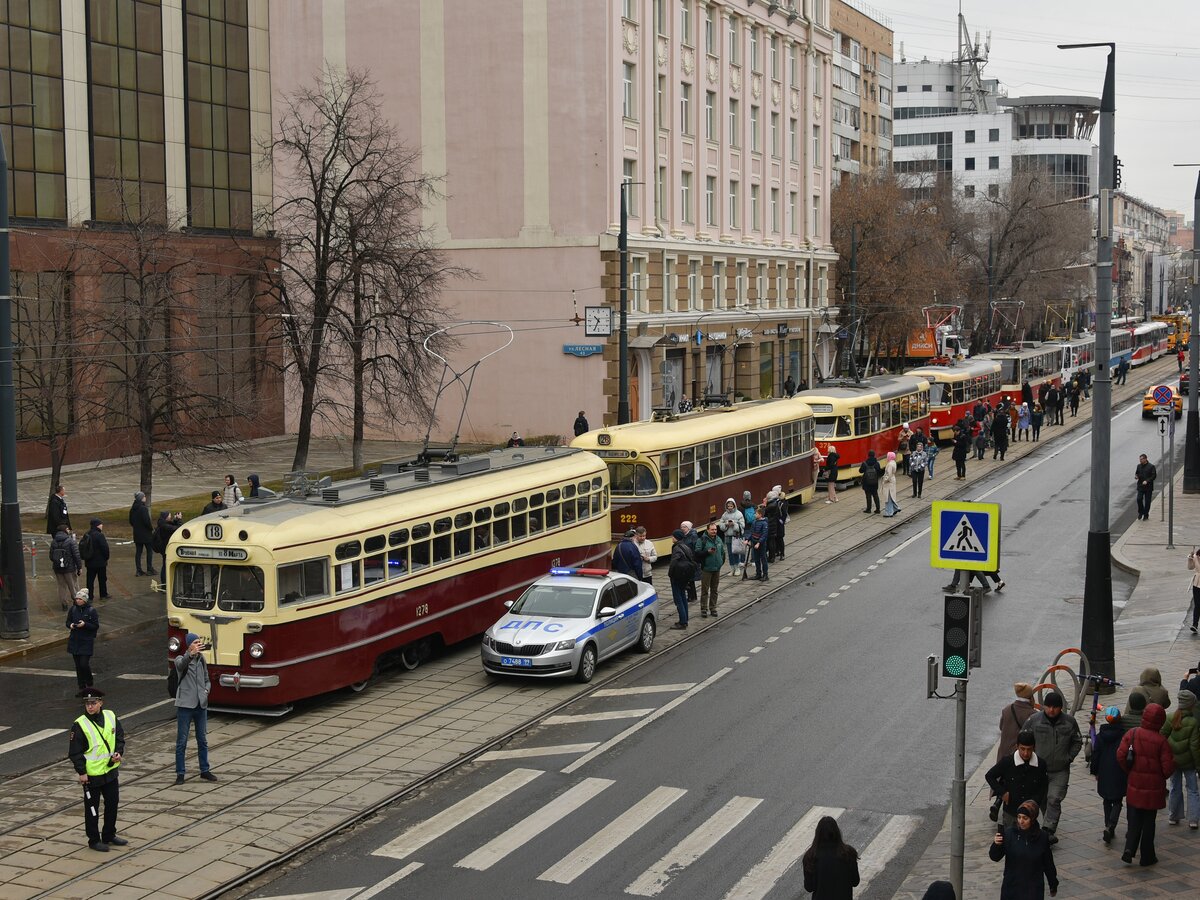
[707, 331, 728, 340]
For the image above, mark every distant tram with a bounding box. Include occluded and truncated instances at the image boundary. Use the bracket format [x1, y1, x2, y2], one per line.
[164, 448, 611, 712]
[1129, 321, 1169, 366]
[909, 359, 1003, 442]
[977, 345, 1064, 406]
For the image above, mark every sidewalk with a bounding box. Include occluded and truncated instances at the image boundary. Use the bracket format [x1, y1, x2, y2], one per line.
[896, 467, 1200, 898]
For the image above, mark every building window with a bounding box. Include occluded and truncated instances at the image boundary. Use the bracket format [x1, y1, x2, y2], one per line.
[623, 0, 637, 21]
[812, 53, 821, 96]
[656, 0, 667, 34]
[728, 97, 739, 147]
[770, 187, 779, 233]
[89, 0, 168, 224]
[727, 15, 738, 64]
[921, 84, 931, 92]
[704, 4, 715, 55]
[749, 26, 758, 71]
[965, 157, 975, 171]
[713, 260, 725, 308]
[750, 105, 760, 152]
[623, 63, 636, 119]
[754, 262, 765, 308]
[657, 75, 666, 128]
[680, 0, 692, 44]
[680, 82, 692, 134]
[811, 194, 821, 241]
[656, 164, 666, 220]
[964, 130, 975, 143]
[989, 127, 999, 141]
[897, 84, 907, 92]
[770, 112, 779, 157]
[185, 0, 252, 231]
[623, 159, 637, 213]
[664, 255, 677, 311]
[776, 270, 784, 310]
[728, 179, 739, 227]
[688, 260, 700, 310]
[789, 191, 798, 236]
[964, 185, 976, 199]
[705, 175, 716, 225]
[771, 36, 779, 80]
[789, 43, 798, 85]
[789, 117, 798, 162]
[812, 124, 822, 166]
[2, 1, 67, 220]
[736, 260, 747, 304]
[680, 171, 692, 223]
[705, 90, 716, 140]
[630, 255, 646, 312]
[750, 183, 759, 230]
[988, 183, 999, 199]
[989, 156, 999, 170]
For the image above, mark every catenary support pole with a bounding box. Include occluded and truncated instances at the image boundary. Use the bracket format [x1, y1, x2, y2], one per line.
[617, 184, 630, 425]
[1169, 412, 1176, 549]
[1185, 173, 1200, 493]
[950, 677, 967, 898]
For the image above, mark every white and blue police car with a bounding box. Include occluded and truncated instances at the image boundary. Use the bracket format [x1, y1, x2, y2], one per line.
[481, 568, 658, 683]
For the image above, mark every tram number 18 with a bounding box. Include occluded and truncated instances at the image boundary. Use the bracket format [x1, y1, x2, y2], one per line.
[415, 604, 429, 617]
[619, 513, 638, 524]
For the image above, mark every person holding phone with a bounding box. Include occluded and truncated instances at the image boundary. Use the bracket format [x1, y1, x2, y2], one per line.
[173, 633, 216, 784]
[1187, 547, 1200, 634]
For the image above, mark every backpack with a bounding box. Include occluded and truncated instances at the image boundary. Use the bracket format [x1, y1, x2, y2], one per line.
[49, 543, 71, 571]
[669, 544, 697, 582]
[862, 464, 880, 488]
[167, 665, 179, 698]
[78, 532, 95, 562]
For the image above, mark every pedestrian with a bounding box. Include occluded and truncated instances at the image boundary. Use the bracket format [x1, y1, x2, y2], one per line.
[989, 683, 1037, 820]
[1021, 379, 1035, 410]
[1131, 666, 1171, 710]
[151, 511, 178, 581]
[783, 375, 796, 398]
[1117, 702, 1175, 865]
[174, 633, 216, 783]
[247, 473, 262, 498]
[1117, 357, 1129, 385]
[859, 450, 881, 513]
[1180, 348, 1186, 374]
[766, 486, 787, 561]
[718, 499, 745, 576]
[973, 427, 987, 460]
[1089, 705, 1127, 843]
[801, 814, 859, 898]
[573, 410, 589, 436]
[990, 413, 1009, 462]
[680, 521, 700, 605]
[1080, 369, 1091, 400]
[925, 441, 939, 479]
[969, 569, 1005, 592]
[1135, 453, 1156, 521]
[611, 529, 643, 578]
[81, 518, 111, 601]
[1162, 689, 1200, 828]
[1187, 547, 1200, 635]
[1008, 403, 1020, 442]
[66, 589, 99, 697]
[127, 492, 154, 577]
[697, 520, 726, 618]
[920, 883, 955, 900]
[634, 526, 657, 583]
[69, 688, 128, 852]
[49, 524, 83, 610]
[909, 443, 927, 498]
[1121, 690, 1148, 731]
[986, 730, 1049, 828]
[897, 422, 913, 474]
[1017, 403, 1031, 441]
[1180, 661, 1200, 698]
[222, 474, 244, 507]
[952, 427, 970, 478]
[46, 483, 71, 536]
[824, 445, 840, 503]
[202, 490, 225, 515]
[1026, 690, 1082, 843]
[749, 506, 770, 581]
[667, 530, 696, 630]
[881, 451, 900, 517]
[506, 431, 525, 447]
[1068, 381, 1080, 418]
[988, 800, 1058, 898]
[1031, 402, 1044, 441]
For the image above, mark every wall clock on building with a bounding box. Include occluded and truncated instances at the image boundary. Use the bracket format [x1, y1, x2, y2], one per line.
[584, 306, 613, 337]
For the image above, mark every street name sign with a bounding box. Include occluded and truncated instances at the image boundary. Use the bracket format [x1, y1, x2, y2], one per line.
[930, 500, 1001, 571]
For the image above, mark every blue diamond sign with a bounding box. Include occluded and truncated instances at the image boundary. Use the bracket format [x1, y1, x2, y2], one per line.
[930, 500, 1001, 571]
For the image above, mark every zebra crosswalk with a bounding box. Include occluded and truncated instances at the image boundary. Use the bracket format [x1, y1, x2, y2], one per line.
[368, 767, 918, 898]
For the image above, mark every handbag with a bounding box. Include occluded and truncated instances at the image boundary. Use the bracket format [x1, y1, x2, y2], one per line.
[1125, 729, 1137, 767]
[730, 537, 746, 556]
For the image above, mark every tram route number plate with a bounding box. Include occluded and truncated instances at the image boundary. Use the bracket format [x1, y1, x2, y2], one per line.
[500, 657, 533, 667]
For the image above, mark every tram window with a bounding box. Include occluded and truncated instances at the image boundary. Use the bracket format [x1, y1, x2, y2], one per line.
[454, 512, 472, 529]
[854, 407, 870, 434]
[561, 501, 576, 524]
[563, 484, 576, 499]
[679, 448, 695, 488]
[695, 443, 709, 483]
[473, 507, 490, 523]
[493, 518, 510, 544]
[747, 433, 761, 469]
[214, 566, 265, 613]
[277, 559, 329, 605]
[577, 497, 589, 519]
[770, 427, 783, 460]
[364, 535, 386, 554]
[387, 547, 408, 576]
[547, 488, 561, 503]
[660, 451, 678, 492]
[577, 480, 590, 495]
[609, 463, 657, 496]
[494, 501, 510, 518]
[545, 504, 561, 529]
[454, 529, 471, 557]
[335, 560, 361, 593]
[591, 493, 602, 516]
[513, 497, 528, 512]
[410, 541, 430, 571]
[364, 554, 387, 586]
[870, 404, 882, 432]
[434, 517, 452, 534]
[173, 563, 218, 610]
[389, 528, 409, 547]
[433, 535, 452, 564]
[928, 383, 949, 406]
[592, 476, 603, 490]
[474, 526, 490, 552]
[335, 540, 361, 561]
[412, 523, 431, 540]
[919, 391, 929, 415]
[511, 513, 528, 540]
[781, 426, 794, 458]
[528, 512, 543, 535]
[530, 492, 544, 507]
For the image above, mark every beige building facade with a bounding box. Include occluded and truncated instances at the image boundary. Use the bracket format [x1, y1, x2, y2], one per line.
[829, 0, 892, 182]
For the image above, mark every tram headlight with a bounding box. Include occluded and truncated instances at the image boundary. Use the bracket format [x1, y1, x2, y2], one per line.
[168, 636, 181, 653]
[553, 639, 576, 651]
[249, 642, 265, 659]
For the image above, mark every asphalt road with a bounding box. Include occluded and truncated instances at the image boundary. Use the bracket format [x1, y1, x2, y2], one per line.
[239, 399, 1178, 900]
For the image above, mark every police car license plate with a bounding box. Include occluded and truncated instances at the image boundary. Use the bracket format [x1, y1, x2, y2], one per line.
[500, 657, 533, 667]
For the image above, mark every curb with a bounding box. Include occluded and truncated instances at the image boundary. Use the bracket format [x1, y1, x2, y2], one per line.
[0, 613, 164, 663]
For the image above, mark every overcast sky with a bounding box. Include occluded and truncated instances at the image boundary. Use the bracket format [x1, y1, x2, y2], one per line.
[876, 0, 1200, 219]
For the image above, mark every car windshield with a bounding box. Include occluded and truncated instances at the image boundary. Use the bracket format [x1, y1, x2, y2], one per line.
[509, 583, 598, 618]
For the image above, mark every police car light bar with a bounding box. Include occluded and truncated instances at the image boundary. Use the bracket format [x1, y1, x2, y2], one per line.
[549, 567, 610, 577]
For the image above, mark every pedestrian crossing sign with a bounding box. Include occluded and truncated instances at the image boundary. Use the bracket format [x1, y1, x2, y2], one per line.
[930, 500, 1001, 571]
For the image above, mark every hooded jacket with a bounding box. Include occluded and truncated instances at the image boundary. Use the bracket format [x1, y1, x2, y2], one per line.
[1132, 667, 1171, 709]
[1118, 703, 1176, 809]
[1026, 708, 1083, 773]
[988, 821, 1058, 900]
[1161, 700, 1200, 771]
[1089, 720, 1128, 800]
[51, 529, 82, 572]
[718, 500, 745, 537]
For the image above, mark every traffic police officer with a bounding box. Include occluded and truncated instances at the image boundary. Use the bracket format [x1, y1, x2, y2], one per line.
[68, 687, 128, 851]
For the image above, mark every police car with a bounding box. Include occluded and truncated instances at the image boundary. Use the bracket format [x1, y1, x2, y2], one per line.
[481, 568, 658, 683]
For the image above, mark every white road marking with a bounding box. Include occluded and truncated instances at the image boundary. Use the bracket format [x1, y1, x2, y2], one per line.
[592, 684, 696, 697]
[539, 786, 687, 884]
[0, 666, 75, 678]
[0, 728, 64, 755]
[544, 709, 653, 725]
[827, 592, 840, 599]
[818, 600, 830, 606]
[122, 698, 175, 720]
[562, 669, 731, 775]
[625, 796, 763, 896]
[735, 656, 750, 663]
[456, 777, 614, 870]
[793, 617, 807, 624]
[867, 564, 879, 570]
[251, 890, 361, 900]
[355, 863, 424, 899]
[839, 585, 851, 591]
[476, 743, 599, 762]
[876, 558, 888, 564]
[779, 626, 792, 633]
[722, 806, 844, 900]
[806, 608, 819, 614]
[750, 647, 764, 654]
[849, 578, 860, 584]
[372, 767, 542, 860]
[765, 636, 779, 643]
[116, 673, 163, 681]
[856, 815, 921, 894]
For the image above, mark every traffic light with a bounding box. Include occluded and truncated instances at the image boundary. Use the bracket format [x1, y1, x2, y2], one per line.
[942, 594, 971, 678]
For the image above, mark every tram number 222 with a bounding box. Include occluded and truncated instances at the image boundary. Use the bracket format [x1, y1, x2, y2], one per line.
[414, 604, 429, 617]
[619, 513, 638, 524]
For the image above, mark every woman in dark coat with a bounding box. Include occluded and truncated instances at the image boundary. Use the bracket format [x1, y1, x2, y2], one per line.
[951, 427, 970, 478]
[801, 814, 859, 899]
[1088, 705, 1127, 843]
[988, 799, 1058, 898]
[858, 451, 881, 514]
[65, 588, 99, 695]
[1117, 702, 1176, 865]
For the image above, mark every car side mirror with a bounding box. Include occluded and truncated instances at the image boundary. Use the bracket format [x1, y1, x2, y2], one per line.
[503, 600, 514, 609]
[598, 606, 617, 619]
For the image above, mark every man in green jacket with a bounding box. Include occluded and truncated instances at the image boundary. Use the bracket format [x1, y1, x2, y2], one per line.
[696, 520, 727, 619]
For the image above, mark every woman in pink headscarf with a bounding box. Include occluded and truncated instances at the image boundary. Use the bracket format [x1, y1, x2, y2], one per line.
[881, 451, 901, 517]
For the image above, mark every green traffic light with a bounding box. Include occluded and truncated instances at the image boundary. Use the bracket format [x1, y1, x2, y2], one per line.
[945, 655, 967, 677]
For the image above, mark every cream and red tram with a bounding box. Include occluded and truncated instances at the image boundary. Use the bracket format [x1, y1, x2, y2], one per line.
[977, 345, 1064, 406]
[164, 447, 611, 711]
[571, 401, 817, 555]
[908, 359, 1003, 442]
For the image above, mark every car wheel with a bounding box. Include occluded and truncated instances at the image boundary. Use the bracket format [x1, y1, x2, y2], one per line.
[637, 617, 656, 653]
[575, 644, 598, 683]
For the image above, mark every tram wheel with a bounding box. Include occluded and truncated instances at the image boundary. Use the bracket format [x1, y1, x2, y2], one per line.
[400, 643, 422, 671]
[349, 678, 370, 692]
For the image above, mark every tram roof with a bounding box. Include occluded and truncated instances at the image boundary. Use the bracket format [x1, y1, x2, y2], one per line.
[571, 399, 812, 451]
[977, 344, 1063, 360]
[794, 373, 930, 403]
[909, 358, 1002, 379]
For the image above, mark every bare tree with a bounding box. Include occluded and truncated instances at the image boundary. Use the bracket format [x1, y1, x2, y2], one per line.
[261, 67, 459, 472]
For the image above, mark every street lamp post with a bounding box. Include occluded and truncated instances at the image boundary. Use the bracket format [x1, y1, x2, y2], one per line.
[1060, 41, 1116, 684]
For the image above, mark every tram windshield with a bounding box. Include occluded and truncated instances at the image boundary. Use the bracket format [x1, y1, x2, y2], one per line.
[172, 563, 266, 612]
[607, 462, 659, 497]
[814, 415, 852, 438]
[926, 382, 951, 406]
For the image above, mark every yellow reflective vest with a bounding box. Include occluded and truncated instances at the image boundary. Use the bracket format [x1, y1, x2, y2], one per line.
[75, 710, 120, 777]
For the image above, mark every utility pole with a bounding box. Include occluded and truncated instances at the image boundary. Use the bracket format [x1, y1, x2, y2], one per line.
[845, 224, 860, 382]
[618, 182, 631, 425]
[1060, 41, 1116, 684]
[1183, 169, 1200, 493]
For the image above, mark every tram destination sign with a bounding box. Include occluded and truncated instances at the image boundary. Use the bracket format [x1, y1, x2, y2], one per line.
[177, 546, 250, 561]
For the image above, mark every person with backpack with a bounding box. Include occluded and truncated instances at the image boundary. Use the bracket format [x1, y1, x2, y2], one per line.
[128, 492, 154, 577]
[667, 529, 697, 630]
[859, 450, 882, 513]
[174, 634, 216, 783]
[66, 589, 99, 696]
[81, 518, 111, 601]
[1162, 689, 1200, 828]
[222, 473, 244, 507]
[50, 524, 83, 610]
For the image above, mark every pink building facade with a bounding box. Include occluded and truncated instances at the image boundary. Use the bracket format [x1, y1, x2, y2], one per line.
[270, 0, 839, 443]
